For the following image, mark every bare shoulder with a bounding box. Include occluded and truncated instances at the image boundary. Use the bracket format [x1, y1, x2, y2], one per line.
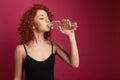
[52, 41, 62, 48]
[14, 44, 26, 58]
[52, 41, 64, 54]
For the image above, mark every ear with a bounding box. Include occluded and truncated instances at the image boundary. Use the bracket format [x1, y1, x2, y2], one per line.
[32, 26, 35, 29]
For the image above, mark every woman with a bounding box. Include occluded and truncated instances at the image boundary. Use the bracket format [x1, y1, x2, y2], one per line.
[14, 4, 79, 80]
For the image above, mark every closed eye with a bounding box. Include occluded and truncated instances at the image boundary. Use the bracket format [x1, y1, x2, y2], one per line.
[39, 18, 44, 20]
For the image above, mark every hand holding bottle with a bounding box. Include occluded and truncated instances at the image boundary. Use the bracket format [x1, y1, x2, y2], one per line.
[60, 19, 75, 36]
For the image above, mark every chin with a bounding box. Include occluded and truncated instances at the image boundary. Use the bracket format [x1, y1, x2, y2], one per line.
[45, 28, 51, 32]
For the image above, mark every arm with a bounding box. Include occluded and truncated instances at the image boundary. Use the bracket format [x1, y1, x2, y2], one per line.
[54, 19, 79, 68]
[68, 32, 79, 68]
[14, 45, 25, 80]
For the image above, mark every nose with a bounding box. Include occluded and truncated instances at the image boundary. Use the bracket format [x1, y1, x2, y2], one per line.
[46, 18, 50, 23]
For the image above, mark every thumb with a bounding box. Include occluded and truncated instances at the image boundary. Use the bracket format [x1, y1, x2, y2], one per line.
[58, 26, 64, 33]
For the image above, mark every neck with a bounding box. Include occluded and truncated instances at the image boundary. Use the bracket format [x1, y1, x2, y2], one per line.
[32, 31, 47, 45]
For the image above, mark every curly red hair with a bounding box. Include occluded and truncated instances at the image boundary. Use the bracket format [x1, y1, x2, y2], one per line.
[18, 4, 53, 44]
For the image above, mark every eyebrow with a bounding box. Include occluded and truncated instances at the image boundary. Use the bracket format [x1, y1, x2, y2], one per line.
[38, 14, 48, 17]
[38, 15, 43, 16]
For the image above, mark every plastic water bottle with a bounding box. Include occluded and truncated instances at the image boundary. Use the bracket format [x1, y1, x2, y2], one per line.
[48, 21, 78, 30]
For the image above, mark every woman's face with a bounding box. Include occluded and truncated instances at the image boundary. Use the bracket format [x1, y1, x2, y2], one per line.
[33, 10, 50, 32]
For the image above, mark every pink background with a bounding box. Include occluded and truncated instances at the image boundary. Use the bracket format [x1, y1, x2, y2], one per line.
[0, 0, 120, 80]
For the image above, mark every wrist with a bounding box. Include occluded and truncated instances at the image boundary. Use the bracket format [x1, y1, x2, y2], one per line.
[67, 32, 75, 38]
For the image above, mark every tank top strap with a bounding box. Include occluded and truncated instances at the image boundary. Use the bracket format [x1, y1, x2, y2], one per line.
[51, 41, 53, 53]
[23, 44, 28, 56]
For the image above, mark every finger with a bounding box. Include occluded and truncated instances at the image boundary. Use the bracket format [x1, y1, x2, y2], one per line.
[66, 19, 71, 25]
[65, 19, 71, 29]
[58, 26, 64, 33]
[61, 19, 65, 22]
[62, 19, 71, 24]
[66, 19, 70, 22]
[61, 19, 69, 22]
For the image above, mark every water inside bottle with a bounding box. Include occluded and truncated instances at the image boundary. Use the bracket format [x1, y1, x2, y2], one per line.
[48, 21, 60, 29]
[48, 21, 78, 30]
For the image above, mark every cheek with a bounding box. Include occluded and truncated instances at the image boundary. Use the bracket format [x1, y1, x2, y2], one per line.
[39, 23, 46, 28]
[34, 22, 39, 27]
[33, 22, 41, 30]
[34, 22, 46, 30]
[34, 20, 47, 29]
[34, 20, 42, 27]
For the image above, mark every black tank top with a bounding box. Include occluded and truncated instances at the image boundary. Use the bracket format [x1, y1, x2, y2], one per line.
[23, 42, 55, 80]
